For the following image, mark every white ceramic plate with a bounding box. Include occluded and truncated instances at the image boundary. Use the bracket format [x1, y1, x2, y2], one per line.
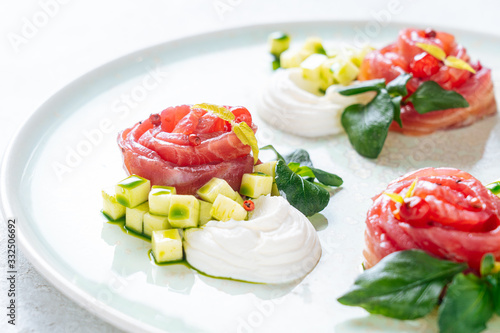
[2, 21, 500, 333]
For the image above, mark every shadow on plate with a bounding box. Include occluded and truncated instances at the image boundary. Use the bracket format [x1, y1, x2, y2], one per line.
[377, 115, 498, 171]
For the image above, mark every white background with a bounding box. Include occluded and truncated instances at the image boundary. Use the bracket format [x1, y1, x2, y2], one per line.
[1, 0, 499, 332]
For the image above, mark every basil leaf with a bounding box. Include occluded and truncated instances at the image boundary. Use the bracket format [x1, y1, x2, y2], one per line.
[261, 145, 284, 161]
[391, 95, 403, 128]
[438, 273, 494, 333]
[337, 250, 467, 320]
[284, 149, 313, 167]
[406, 81, 469, 114]
[310, 167, 343, 187]
[386, 73, 411, 96]
[337, 78, 386, 96]
[274, 159, 329, 216]
[341, 90, 394, 159]
[488, 273, 500, 315]
[480, 253, 495, 276]
[294, 165, 316, 178]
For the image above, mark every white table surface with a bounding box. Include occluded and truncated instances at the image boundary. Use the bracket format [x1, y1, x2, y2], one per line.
[1, 1, 499, 332]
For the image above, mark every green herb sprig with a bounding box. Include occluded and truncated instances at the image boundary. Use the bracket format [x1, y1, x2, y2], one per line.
[338, 74, 469, 158]
[261, 145, 342, 216]
[338, 250, 500, 333]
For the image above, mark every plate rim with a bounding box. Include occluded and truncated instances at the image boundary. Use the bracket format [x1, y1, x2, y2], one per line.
[2, 19, 500, 333]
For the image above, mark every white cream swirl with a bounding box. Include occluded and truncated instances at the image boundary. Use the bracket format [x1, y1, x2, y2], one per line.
[183, 195, 321, 284]
[257, 68, 375, 137]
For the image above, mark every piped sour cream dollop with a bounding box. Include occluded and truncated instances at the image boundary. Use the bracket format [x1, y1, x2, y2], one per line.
[257, 68, 374, 137]
[183, 195, 321, 284]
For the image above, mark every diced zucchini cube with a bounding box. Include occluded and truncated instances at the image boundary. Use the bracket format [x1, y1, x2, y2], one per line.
[143, 212, 171, 238]
[333, 59, 360, 86]
[152, 229, 183, 263]
[319, 58, 337, 91]
[268, 31, 290, 57]
[168, 195, 200, 228]
[280, 49, 310, 69]
[102, 187, 125, 221]
[302, 37, 326, 55]
[148, 185, 176, 216]
[115, 175, 150, 208]
[197, 177, 237, 203]
[210, 194, 247, 222]
[253, 161, 277, 179]
[301, 53, 328, 83]
[198, 200, 213, 226]
[234, 194, 244, 205]
[350, 45, 375, 67]
[254, 161, 280, 196]
[239, 173, 273, 198]
[125, 201, 149, 234]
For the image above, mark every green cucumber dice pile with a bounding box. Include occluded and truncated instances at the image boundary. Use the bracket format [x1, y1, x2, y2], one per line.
[268, 31, 374, 92]
[102, 162, 281, 264]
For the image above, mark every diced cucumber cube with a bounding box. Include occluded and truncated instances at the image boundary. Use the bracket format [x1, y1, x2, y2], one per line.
[168, 195, 200, 228]
[280, 49, 311, 69]
[115, 175, 150, 208]
[301, 54, 328, 83]
[319, 58, 337, 91]
[102, 187, 125, 221]
[268, 31, 290, 57]
[197, 177, 237, 203]
[302, 37, 327, 55]
[198, 200, 213, 226]
[350, 45, 375, 67]
[152, 229, 183, 263]
[210, 194, 247, 222]
[253, 161, 277, 179]
[333, 59, 360, 86]
[125, 201, 149, 234]
[143, 212, 171, 238]
[148, 185, 176, 216]
[234, 194, 244, 205]
[239, 173, 273, 198]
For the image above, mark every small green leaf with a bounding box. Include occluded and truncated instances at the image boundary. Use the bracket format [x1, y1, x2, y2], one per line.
[406, 81, 469, 114]
[485, 273, 500, 315]
[192, 103, 235, 122]
[260, 145, 284, 162]
[232, 121, 259, 164]
[274, 160, 330, 216]
[386, 73, 411, 97]
[337, 78, 386, 96]
[284, 149, 313, 167]
[438, 273, 494, 333]
[486, 180, 500, 196]
[310, 167, 343, 187]
[391, 95, 403, 128]
[293, 165, 316, 178]
[338, 250, 467, 320]
[341, 90, 394, 158]
[480, 253, 495, 276]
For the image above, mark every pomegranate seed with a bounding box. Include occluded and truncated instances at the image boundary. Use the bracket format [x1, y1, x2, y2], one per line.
[243, 200, 255, 211]
[149, 113, 161, 126]
[424, 28, 437, 38]
[188, 134, 201, 146]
